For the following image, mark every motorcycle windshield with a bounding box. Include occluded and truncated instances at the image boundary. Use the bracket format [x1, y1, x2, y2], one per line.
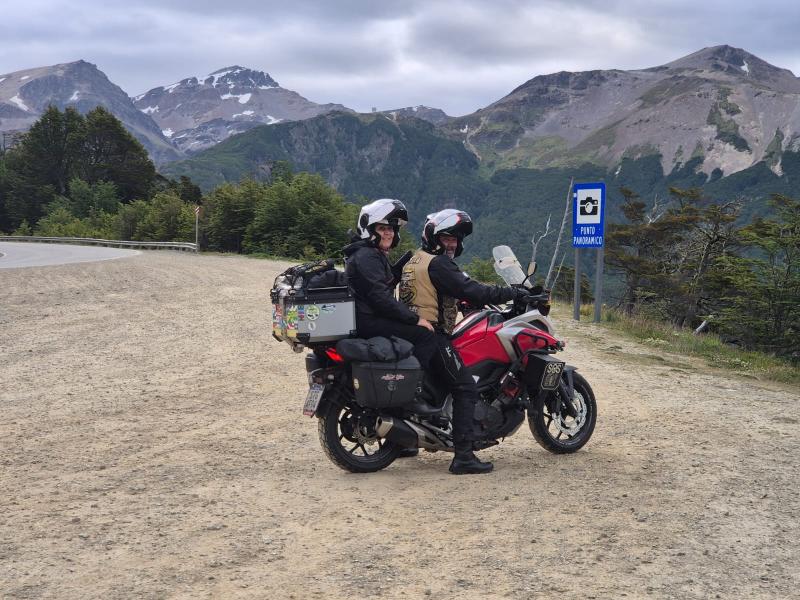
[492, 245, 527, 286]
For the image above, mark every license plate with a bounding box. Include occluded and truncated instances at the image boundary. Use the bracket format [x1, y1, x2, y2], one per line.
[302, 383, 325, 416]
[541, 361, 564, 391]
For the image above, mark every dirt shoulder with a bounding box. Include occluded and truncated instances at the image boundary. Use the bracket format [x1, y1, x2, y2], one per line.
[1, 251, 797, 599]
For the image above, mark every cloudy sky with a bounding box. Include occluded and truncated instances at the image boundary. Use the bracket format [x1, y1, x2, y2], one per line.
[2, 0, 799, 116]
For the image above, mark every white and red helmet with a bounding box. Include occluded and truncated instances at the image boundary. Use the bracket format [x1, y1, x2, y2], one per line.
[356, 198, 409, 248]
[421, 209, 473, 257]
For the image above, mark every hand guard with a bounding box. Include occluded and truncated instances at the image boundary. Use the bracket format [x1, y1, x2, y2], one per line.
[516, 285, 552, 316]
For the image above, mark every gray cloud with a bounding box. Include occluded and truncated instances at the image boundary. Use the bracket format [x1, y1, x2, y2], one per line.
[1, 0, 799, 116]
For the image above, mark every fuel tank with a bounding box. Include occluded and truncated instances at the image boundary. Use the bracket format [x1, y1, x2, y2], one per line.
[451, 310, 512, 367]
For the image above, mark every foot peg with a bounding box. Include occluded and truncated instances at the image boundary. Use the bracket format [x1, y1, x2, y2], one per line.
[398, 447, 419, 458]
[473, 439, 499, 451]
[405, 400, 441, 416]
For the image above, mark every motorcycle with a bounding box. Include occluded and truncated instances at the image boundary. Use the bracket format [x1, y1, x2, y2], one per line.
[276, 246, 597, 473]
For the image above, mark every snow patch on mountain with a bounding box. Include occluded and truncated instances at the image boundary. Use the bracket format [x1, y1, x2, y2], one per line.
[69, 90, 80, 101]
[10, 95, 30, 111]
[162, 128, 174, 138]
[221, 92, 251, 104]
[20, 75, 30, 81]
[232, 110, 255, 118]
[141, 105, 158, 114]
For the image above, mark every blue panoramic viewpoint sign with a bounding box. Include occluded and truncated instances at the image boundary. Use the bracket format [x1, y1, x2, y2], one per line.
[572, 182, 606, 248]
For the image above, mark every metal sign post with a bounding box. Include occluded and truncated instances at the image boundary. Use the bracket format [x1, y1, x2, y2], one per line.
[573, 247, 581, 320]
[571, 182, 606, 322]
[194, 205, 201, 252]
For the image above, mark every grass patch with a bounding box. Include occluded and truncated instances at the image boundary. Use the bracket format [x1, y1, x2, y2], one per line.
[707, 103, 750, 152]
[566, 302, 800, 386]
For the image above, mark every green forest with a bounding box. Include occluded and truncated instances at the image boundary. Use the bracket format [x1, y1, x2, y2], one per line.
[1, 107, 797, 360]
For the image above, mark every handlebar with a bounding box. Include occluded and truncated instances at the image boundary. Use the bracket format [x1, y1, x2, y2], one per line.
[521, 293, 550, 304]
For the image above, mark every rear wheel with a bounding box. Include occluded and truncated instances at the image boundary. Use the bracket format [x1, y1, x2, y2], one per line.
[318, 397, 401, 473]
[528, 371, 596, 453]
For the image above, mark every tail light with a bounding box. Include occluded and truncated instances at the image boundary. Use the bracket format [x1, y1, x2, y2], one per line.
[325, 348, 345, 363]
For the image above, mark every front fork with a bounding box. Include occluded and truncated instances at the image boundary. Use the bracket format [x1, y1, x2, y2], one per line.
[526, 366, 578, 418]
[556, 367, 578, 418]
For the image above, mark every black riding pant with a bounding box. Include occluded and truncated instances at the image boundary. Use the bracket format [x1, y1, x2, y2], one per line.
[356, 313, 480, 442]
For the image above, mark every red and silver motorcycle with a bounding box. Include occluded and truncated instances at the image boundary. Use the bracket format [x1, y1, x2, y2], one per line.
[280, 246, 596, 473]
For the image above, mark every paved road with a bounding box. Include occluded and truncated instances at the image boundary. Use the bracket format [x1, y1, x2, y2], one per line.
[0, 242, 140, 269]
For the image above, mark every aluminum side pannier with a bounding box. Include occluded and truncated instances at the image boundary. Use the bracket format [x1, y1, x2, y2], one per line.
[270, 259, 356, 350]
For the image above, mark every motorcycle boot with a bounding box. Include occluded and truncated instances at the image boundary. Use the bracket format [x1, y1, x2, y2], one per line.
[449, 440, 493, 474]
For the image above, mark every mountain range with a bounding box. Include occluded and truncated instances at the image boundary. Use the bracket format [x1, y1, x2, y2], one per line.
[3, 45, 800, 263]
[0, 61, 454, 163]
[3, 46, 799, 180]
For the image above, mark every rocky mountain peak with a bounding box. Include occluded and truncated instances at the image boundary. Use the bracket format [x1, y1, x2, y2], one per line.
[667, 45, 757, 70]
[133, 66, 352, 154]
[447, 45, 800, 179]
[380, 105, 452, 126]
[658, 45, 799, 91]
[158, 66, 279, 97]
[0, 59, 179, 163]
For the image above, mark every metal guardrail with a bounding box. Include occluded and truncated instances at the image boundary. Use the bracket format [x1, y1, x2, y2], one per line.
[0, 236, 197, 252]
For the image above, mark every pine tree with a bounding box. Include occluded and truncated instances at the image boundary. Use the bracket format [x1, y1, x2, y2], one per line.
[605, 186, 738, 326]
[713, 194, 800, 358]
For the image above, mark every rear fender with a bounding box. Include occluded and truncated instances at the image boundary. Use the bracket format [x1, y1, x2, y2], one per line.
[307, 366, 347, 419]
[313, 381, 346, 419]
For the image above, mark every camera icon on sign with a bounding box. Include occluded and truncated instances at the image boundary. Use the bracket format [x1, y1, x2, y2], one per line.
[579, 196, 598, 216]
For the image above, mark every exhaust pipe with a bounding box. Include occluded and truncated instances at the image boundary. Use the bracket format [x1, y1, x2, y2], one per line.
[376, 417, 449, 451]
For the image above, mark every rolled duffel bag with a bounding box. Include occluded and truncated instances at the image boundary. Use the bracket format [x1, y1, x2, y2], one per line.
[351, 357, 424, 409]
[336, 336, 414, 363]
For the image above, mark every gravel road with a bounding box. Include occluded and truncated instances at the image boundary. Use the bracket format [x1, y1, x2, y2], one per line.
[1, 250, 797, 599]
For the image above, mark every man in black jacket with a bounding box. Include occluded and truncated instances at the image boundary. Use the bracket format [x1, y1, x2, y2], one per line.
[399, 209, 527, 474]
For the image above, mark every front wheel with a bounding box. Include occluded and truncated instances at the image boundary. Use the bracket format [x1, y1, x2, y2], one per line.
[318, 398, 401, 473]
[528, 371, 596, 454]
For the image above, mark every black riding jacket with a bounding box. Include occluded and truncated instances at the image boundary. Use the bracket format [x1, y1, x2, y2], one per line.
[344, 239, 419, 325]
[428, 253, 517, 306]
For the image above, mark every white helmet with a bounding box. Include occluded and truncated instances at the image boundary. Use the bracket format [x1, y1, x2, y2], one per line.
[356, 198, 409, 248]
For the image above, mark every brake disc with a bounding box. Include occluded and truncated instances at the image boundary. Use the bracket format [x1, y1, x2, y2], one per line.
[553, 390, 587, 436]
[353, 416, 378, 446]
[340, 410, 378, 446]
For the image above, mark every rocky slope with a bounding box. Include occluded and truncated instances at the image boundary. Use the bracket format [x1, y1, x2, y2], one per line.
[379, 105, 452, 126]
[0, 60, 180, 164]
[133, 66, 352, 154]
[160, 111, 487, 226]
[447, 45, 800, 177]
